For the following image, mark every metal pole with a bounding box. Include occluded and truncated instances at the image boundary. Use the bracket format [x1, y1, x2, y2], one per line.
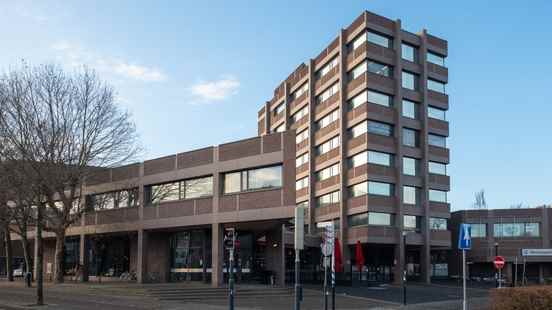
[324, 258, 328, 310]
[403, 233, 407, 306]
[331, 254, 335, 310]
[463, 250, 467, 310]
[514, 257, 518, 287]
[229, 233, 235, 310]
[295, 248, 301, 310]
[495, 243, 499, 288]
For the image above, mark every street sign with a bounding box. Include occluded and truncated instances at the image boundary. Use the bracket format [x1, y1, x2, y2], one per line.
[458, 224, 471, 250]
[521, 248, 552, 257]
[295, 206, 306, 250]
[494, 256, 505, 270]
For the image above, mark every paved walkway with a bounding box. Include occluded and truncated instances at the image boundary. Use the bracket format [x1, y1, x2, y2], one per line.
[0, 280, 397, 310]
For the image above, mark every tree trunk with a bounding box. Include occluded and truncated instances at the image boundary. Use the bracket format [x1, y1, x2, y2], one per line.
[53, 231, 66, 284]
[21, 234, 32, 277]
[4, 226, 13, 282]
[36, 206, 44, 305]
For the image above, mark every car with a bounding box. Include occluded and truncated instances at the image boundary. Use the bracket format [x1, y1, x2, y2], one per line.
[13, 268, 24, 277]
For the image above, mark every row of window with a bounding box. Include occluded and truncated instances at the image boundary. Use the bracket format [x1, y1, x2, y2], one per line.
[315, 184, 447, 208]
[347, 212, 447, 231]
[468, 223, 540, 238]
[87, 188, 139, 211]
[298, 148, 448, 176]
[349, 29, 446, 67]
[345, 119, 447, 148]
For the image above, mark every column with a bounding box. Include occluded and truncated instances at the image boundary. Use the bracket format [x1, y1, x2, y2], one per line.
[539, 264, 545, 284]
[137, 229, 148, 283]
[279, 224, 286, 287]
[211, 223, 224, 288]
[79, 234, 90, 282]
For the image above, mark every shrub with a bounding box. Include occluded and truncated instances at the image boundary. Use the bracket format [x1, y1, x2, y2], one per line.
[490, 286, 552, 310]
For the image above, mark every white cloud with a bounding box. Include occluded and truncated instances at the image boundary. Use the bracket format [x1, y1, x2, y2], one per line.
[189, 76, 240, 102]
[51, 40, 167, 82]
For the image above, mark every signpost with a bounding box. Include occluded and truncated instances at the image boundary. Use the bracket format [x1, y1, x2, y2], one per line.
[494, 255, 505, 288]
[294, 206, 306, 310]
[458, 224, 472, 310]
[225, 228, 236, 310]
[317, 221, 334, 310]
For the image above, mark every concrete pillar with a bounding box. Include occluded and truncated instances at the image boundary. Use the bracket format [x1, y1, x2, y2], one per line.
[79, 234, 90, 282]
[539, 264, 545, 284]
[211, 223, 224, 288]
[393, 243, 404, 285]
[421, 245, 431, 283]
[137, 229, 148, 283]
[279, 225, 286, 287]
[505, 262, 513, 285]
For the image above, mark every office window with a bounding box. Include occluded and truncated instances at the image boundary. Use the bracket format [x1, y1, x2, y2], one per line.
[350, 181, 368, 197]
[368, 31, 392, 48]
[348, 90, 367, 110]
[369, 212, 392, 226]
[350, 151, 395, 168]
[247, 166, 282, 190]
[402, 43, 416, 62]
[403, 157, 418, 176]
[429, 189, 447, 203]
[368, 90, 392, 107]
[350, 61, 367, 80]
[317, 57, 339, 79]
[367, 121, 393, 136]
[368, 181, 393, 196]
[316, 163, 340, 181]
[494, 223, 540, 238]
[427, 51, 446, 66]
[350, 121, 367, 138]
[316, 191, 340, 208]
[296, 153, 309, 167]
[275, 124, 285, 133]
[403, 186, 419, 205]
[151, 182, 180, 203]
[430, 218, 447, 230]
[404, 215, 420, 231]
[429, 161, 447, 175]
[351, 32, 367, 50]
[296, 177, 309, 191]
[402, 99, 418, 119]
[224, 165, 282, 194]
[184, 176, 213, 199]
[292, 106, 309, 123]
[428, 106, 446, 121]
[274, 102, 285, 115]
[348, 213, 368, 227]
[89, 189, 139, 210]
[292, 83, 309, 99]
[368, 61, 392, 77]
[316, 136, 340, 155]
[402, 128, 419, 147]
[429, 134, 447, 148]
[317, 109, 339, 130]
[470, 223, 487, 238]
[317, 83, 339, 104]
[428, 79, 446, 94]
[296, 129, 309, 144]
[402, 71, 417, 90]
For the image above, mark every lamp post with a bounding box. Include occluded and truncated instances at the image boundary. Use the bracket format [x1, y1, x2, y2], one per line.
[402, 231, 409, 306]
[494, 242, 499, 288]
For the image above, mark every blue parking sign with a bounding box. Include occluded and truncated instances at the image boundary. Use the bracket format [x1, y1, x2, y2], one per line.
[458, 224, 471, 250]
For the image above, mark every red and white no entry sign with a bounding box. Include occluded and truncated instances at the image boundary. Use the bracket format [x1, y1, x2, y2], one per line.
[494, 256, 505, 270]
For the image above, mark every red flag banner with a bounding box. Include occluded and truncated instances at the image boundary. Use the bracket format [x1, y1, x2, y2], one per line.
[355, 240, 364, 272]
[334, 237, 343, 272]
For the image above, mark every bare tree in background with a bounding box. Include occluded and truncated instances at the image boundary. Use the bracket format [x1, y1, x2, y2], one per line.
[473, 189, 487, 209]
[0, 64, 140, 288]
[510, 202, 528, 209]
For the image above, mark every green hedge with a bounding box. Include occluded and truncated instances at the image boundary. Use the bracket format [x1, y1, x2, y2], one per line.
[490, 286, 552, 310]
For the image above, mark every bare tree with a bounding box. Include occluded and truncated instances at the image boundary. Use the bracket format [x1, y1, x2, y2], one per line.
[473, 189, 487, 209]
[0, 64, 140, 285]
[510, 202, 528, 209]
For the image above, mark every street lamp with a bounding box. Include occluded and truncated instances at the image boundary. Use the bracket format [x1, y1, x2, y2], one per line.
[402, 231, 410, 306]
[494, 242, 499, 288]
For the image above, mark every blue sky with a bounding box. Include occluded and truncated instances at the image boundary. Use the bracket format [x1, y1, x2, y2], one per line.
[1, 1, 551, 211]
